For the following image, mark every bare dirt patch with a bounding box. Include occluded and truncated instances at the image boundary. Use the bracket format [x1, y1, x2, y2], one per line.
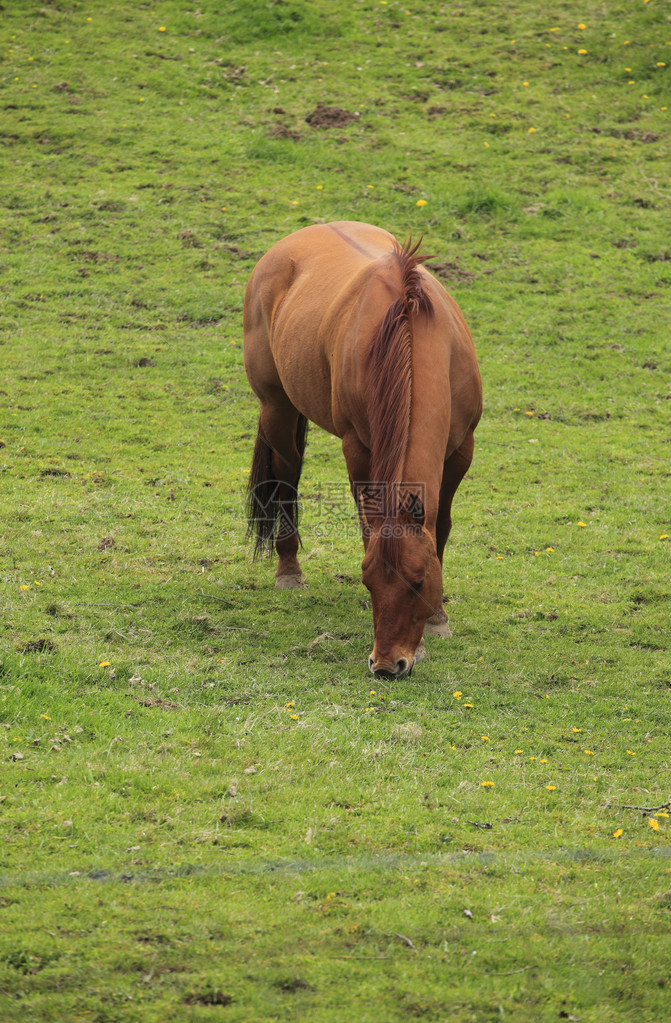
[267, 125, 302, 141]
[305, 104, 357, 129]
[427, 261, 476, 284]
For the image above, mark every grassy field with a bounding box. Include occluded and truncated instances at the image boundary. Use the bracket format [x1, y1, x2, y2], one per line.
[1, 1, 670, 1020]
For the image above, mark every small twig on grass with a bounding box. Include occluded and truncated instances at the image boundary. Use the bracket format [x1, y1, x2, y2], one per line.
[605, 800, 671, 814]
[198, 592, 234, 607]
[394, 933, 418, 952]
[467, 820, 494, 829]
[307, 632, 336, 652]
[485, 964, 538, 977]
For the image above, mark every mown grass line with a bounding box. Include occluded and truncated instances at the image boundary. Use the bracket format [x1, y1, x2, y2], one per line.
[3, 843, 671, 891]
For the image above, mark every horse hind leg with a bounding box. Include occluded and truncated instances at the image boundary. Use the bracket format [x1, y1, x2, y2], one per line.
[246, 401, 308, 588]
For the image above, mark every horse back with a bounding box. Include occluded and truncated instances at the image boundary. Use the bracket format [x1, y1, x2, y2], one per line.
[243, 222, 480, 453]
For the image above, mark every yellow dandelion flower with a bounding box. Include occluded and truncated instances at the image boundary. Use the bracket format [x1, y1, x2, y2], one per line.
[577, 521, 587, 527]
[453, 691, 462, 699]
[514, 749, 523, 754]
[584, 749, 595, 755]
[286, 701, 295, 708]
[99, 661, 111, 667]
[416, 199, 427, 207]
[481, 781, 494, 788]
[612, 828, 623, 838]
[159, 26, 166, 32]
[540, 758, 548, 763]
[655, 812, 669, 818]
[660, 535, 669, 540]
[291, 714, 298, 720]
[649, 818, 660, 831]
[40, 714, 51, 720]
[463, 703, 473, 708]
[626, 750, 635, 755]
[546, 785, 556, 791]
[20, 584, 29, 590]
[572, 727, 582, 733]
[481, 736, 490, 742]
[578, 23, 586, 30]
[578, 49, 587, 55]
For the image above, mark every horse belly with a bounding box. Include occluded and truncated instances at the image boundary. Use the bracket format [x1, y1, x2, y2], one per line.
[270, 312, 338, 435]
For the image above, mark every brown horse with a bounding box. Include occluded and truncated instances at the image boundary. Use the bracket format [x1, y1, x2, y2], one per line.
[243, 221, 482, 678]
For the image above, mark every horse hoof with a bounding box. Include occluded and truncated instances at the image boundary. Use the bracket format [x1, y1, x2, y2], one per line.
[414, 638, 429, 663]
[275, 573, 305, 590]
[424, 611, 452, 638]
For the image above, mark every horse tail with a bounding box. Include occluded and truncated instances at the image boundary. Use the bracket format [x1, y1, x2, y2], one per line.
[368, 237, 434, 487]
[246, 412, 309, 558]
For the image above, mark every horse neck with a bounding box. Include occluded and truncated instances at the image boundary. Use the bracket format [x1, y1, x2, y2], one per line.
[401, 338, 453, 530]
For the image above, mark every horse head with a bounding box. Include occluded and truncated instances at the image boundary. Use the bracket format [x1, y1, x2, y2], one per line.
[360, 492, 442, 678]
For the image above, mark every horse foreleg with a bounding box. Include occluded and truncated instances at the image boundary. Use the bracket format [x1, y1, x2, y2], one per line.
[342, 432, 372, 551]
[425, 432, 475, 638]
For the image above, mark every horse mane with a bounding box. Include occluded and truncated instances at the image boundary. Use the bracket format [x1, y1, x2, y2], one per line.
[367, 237, 434, 571]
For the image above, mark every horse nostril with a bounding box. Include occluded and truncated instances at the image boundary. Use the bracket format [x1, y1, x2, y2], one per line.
[395, 658, 409, 677]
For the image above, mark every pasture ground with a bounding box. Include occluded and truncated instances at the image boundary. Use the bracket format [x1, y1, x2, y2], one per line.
[1, 2, 670, 1020]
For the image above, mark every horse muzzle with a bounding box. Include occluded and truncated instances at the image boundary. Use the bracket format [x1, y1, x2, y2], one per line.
[368, 655, 415, 679]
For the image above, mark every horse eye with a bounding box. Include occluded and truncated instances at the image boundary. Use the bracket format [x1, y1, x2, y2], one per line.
[411, 579, 425, 593]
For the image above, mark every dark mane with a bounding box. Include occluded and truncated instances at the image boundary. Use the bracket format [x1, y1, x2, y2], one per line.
[367, 237, 434, 571]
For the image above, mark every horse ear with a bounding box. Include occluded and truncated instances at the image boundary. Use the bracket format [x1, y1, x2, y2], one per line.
[399, 491, 425, 528]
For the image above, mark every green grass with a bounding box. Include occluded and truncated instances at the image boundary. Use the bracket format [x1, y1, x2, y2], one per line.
[1, 1, 670, 1020]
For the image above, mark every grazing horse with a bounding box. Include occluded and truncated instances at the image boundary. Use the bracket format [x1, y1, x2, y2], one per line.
[243, 221, 482, 678]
